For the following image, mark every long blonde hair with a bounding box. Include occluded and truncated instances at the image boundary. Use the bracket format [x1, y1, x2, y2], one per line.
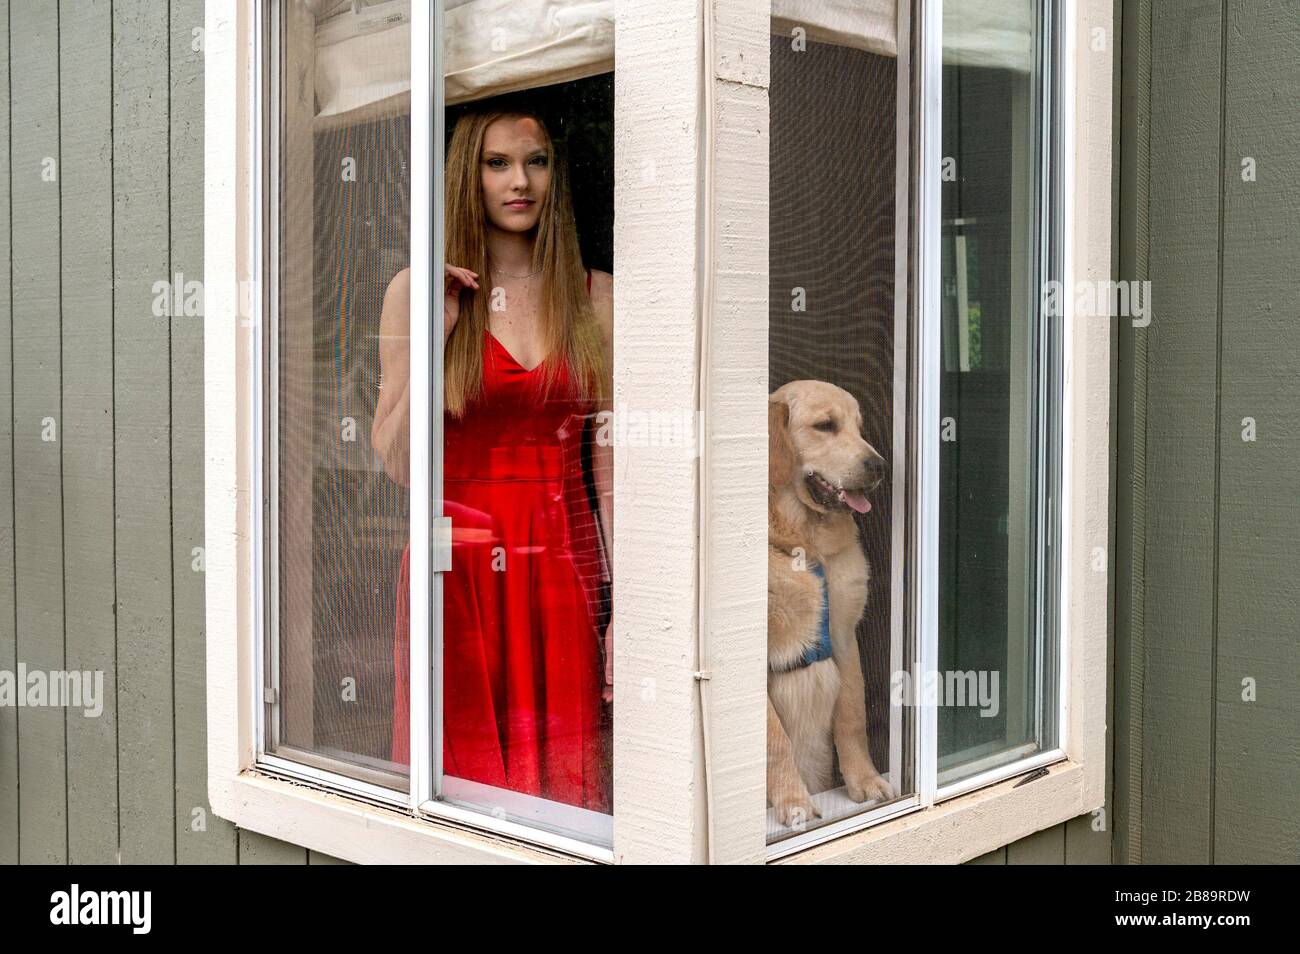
[443, 107, 605, 417]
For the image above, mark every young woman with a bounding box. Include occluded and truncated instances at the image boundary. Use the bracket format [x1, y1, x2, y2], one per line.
[371, 106, 614, 814]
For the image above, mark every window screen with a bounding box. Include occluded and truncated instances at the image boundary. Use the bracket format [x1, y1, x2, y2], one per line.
[267, 0, 411, 788]
[766, 16, 911, 845]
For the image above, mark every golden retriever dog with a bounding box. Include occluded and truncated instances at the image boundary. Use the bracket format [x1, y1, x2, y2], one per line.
[768, 380, 894, 827]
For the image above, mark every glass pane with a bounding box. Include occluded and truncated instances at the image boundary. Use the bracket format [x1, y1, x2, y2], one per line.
[766, 10, 912, 845]
[937, 0, 1056, 785]
[433, 78, 615, 836]
[399, 0, 617, 844]
[269, 0, 411, 787]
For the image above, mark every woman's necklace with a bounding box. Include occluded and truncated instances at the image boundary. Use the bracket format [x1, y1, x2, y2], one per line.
[490, 261, 542, 280]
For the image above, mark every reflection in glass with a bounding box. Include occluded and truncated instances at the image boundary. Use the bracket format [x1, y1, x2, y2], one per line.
[378, 75, 617, 829]
[937, 0, 1055, 785]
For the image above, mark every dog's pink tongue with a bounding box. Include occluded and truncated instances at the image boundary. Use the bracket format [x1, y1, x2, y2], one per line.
[839, 489, 872, 514]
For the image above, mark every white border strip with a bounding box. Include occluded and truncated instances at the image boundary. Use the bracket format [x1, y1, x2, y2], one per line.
[418, 799, 614, 863]
[888, 0, 913, 820]
[767, 792, 922, 862]
[260, 752, 409, 807]
[1055, 0, 1075, 763]
[407, 0, 433, 811]
[937, 746, 1066, 801]
[251, 0, 268, 765]
[915, 0, 943, 809]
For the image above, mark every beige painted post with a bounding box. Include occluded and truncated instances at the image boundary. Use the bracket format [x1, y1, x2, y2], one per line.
[702, 0, 770, 865]
[610, 0, 705, 864]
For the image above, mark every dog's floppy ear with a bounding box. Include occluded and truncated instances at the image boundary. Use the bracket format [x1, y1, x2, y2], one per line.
[769, 395, 796, 487]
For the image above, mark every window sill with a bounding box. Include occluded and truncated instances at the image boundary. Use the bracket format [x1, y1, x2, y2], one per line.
[775, 757, 1096, 865]
[211, 754, 1096, 865]
[212, 769, 596, 865]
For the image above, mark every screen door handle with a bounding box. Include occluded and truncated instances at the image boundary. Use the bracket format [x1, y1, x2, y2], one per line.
[431, 516, 452, 573]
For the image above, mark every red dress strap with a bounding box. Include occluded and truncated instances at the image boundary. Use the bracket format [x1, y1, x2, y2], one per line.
[585, 268, 591, 295]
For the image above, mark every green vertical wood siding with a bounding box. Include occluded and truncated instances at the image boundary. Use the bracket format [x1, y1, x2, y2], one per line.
[113, 0, 178, 864]
[11, 0, 68, 865]
[1116, 0, 1300, 863]
[1213, 0, 1300, 863]
[1112, 0, 1151, 867]
[0, 0, 16, 867]
[0, 0, 260, 866]
[61, 0, 119, 864]
[1142, 0, 1224, 864]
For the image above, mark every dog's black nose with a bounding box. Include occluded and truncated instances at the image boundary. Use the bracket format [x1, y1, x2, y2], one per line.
[863, 455, 888, 484]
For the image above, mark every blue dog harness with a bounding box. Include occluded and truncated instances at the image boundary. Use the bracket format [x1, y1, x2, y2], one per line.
[771, 563, 834, 673]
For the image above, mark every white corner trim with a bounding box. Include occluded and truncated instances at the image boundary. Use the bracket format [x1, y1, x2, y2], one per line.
[608, 0, 705, 865]
[205, 0, 256, 822]
[703, 0, 771, 866]
[1062, 0, 1112, 814]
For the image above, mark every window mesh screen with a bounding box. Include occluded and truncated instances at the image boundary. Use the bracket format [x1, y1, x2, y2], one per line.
[767, 29, 905, 843]
[272, 14, 410, 785]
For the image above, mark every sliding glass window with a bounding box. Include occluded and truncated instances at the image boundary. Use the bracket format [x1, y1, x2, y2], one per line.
[764, 0, 1065, 851]
[936, 0, 1062, 791]
[259, 0, 617, 853]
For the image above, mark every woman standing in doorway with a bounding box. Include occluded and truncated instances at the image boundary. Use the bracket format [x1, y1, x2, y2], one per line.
[372, 106, 614, 813]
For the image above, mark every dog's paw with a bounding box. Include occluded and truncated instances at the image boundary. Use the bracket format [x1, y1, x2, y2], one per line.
[775, 793, 822, 830]
[844, 769, 895, 804]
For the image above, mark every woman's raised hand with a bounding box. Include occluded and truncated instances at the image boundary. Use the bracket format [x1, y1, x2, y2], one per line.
[602, 619, 613, 704]
[444, 263, 479, 342]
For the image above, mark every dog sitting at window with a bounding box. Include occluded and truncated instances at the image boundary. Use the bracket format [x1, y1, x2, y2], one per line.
[767, 380, 895, 827]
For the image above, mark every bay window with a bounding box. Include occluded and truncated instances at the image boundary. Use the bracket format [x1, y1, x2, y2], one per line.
[205, 0, 1107, 865]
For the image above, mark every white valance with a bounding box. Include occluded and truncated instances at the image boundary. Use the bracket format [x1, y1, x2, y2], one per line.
[770, 0, 898, 59]
[312, 0, 1031, 130]
[313, 0, 614, 129]
[770, 0, 1034, 72]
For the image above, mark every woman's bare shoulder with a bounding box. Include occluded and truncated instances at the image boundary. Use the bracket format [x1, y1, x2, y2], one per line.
[380, 266, 412, 333]
[386, 266, 412, 302]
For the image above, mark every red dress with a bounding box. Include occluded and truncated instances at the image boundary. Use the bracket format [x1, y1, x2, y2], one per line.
[391, 271, 611, 814]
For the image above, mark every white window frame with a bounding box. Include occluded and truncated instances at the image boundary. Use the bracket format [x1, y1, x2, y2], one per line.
[204, 0, 1110, 866]
[928, 0, 1070, 806]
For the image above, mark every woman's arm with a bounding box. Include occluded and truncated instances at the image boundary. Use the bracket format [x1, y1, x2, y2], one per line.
[372, 267, 412, 487]
[589, 270, 615, 582]
[372, 264, 477, 488]
[589, 269, 615, 702]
